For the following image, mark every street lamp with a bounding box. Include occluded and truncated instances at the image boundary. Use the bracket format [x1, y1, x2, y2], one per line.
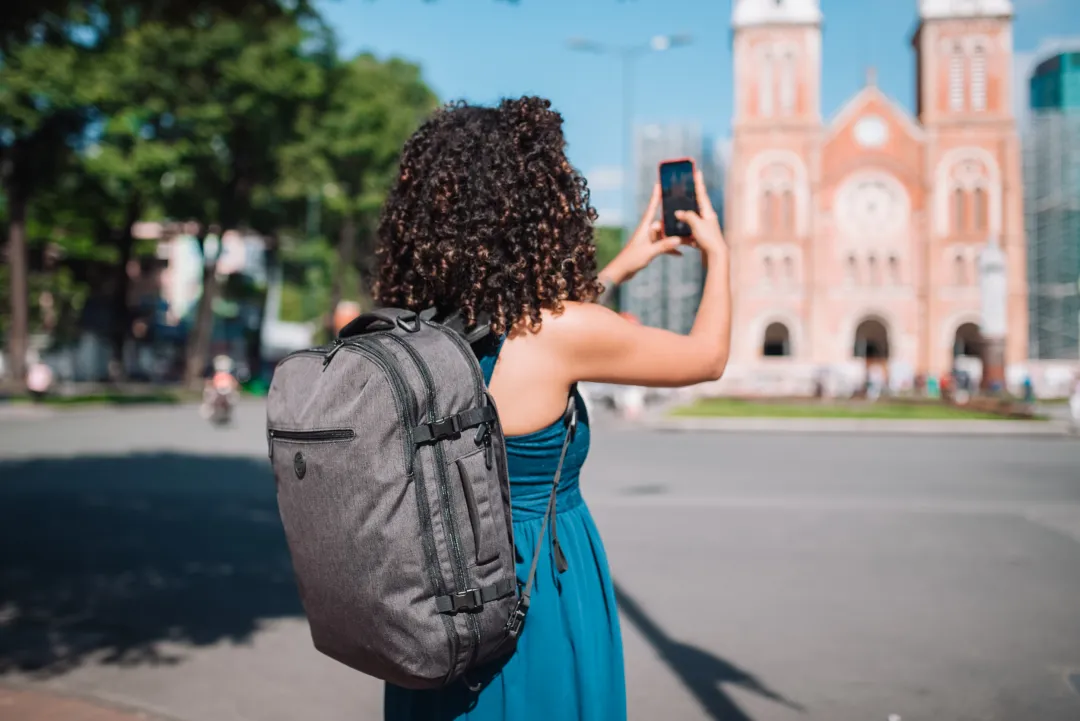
[567, 34, 693, 232]
[568, 34, 692, 324]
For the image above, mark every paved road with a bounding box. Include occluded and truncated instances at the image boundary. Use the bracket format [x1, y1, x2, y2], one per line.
[1, 402, 1079, 721]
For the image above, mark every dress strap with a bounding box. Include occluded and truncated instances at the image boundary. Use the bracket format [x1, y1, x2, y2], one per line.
[477, 334, 506, 387]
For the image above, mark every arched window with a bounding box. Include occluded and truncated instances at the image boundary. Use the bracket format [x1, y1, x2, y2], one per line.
[954, 253, 967, 285]
[783, 255, 795, 284]
[971, 45, 987, 111]
[846, 255, 858, 285]
[780, 51, 796, 115]
[949, 43, 965, 111]
[953, 188, 967, 234]
[868, 254, 880, 286]
[973, 187, 987, 233]
[763, 256, 775, 286]
[760, 52, 775, 118]
[781, 190, 795, 234]
[762, 322, 792, 357]
[888, 255, 900, 284]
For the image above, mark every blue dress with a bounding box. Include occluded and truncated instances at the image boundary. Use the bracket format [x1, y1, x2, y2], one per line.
[384, 337, 626, 721]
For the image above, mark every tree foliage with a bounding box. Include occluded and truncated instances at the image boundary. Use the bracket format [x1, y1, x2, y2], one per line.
[1, 0, 438, 387]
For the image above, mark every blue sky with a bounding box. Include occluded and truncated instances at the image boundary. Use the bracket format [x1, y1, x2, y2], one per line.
[320, 0, 1080, 223]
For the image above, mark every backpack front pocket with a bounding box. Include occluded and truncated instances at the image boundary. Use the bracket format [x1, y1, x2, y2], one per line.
[453, 450, 500, 567]
[267, 428, 356, 481]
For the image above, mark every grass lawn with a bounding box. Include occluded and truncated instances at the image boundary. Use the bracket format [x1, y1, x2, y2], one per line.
[4, 389, 201, 407]
[671, 397, 1043, 421]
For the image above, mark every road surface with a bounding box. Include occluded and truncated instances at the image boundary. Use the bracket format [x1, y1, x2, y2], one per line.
[1, 401, 1079, 721]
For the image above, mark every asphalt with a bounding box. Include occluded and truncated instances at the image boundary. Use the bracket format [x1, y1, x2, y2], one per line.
[1, 401, 1079, 721]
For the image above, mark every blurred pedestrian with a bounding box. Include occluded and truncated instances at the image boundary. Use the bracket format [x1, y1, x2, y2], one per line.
[375, 97, 731, 721]
[867, 364, 884, 401]
[1022, 375, 1034, 404]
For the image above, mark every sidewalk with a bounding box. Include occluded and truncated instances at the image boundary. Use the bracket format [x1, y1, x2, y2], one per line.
[0, 686, 163, 721]
[644, 415, 1077, 437]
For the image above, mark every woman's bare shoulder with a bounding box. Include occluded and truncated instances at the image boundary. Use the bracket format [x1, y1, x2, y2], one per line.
[536, 301, 618, 338]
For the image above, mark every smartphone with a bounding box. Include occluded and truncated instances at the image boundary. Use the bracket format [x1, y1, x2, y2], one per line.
[659, 158, 699, 238]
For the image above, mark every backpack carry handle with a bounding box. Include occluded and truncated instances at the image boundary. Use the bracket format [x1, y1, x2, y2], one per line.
[423, 308, 493, 346]
[339, 308, 420, 338]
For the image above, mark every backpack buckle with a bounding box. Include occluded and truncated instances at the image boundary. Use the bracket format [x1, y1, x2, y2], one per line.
[450, 588, 483, 612]
[428, 415, 461, 441]
[505, 599, 528, 639]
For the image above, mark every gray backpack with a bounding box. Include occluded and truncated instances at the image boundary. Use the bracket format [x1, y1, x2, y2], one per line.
[266, 307, 575, 689]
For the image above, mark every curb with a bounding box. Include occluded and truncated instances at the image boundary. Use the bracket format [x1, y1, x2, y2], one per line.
[645, 417, 1077, 437]
[0, 684, 173, 721]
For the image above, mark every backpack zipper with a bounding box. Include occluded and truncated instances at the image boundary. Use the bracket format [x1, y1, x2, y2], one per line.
[268, 428, 355, 442]
[345, 337, 459, 668]
[379, 332, 482, 664]
[267, 427, 356, 455]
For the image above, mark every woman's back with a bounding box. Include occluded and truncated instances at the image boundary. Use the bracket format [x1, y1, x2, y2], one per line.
[477, 336, 590, 517]
[385, 335, 624, 721]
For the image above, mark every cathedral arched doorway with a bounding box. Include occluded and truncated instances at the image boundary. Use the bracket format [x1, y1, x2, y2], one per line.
[953, 322, 981, 358]
[762, 322, 792, 357]
[952, 322, 983, 391]
[853, 318, 890, 360]
[854, 318, 890, 397]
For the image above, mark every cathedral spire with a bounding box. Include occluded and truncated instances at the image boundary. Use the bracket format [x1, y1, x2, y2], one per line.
[918, 0, 1013, 20]
[732, 0, 822, 29]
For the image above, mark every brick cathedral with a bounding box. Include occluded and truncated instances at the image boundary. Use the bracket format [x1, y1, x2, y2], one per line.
[721, 0, 1027, 394]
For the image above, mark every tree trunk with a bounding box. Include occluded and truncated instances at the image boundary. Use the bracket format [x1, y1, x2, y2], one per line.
[325, 209, 356, 340]
[5, 189, 29, 390]
[248, 234, 277, 385]
[183, 231, 221, 389]
[109, 200, 140, 381]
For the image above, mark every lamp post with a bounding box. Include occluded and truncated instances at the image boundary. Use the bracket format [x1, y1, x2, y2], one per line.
[567, 34, 694, 282]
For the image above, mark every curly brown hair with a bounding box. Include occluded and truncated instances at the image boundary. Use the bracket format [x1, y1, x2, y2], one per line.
[373, 96, 603, 335]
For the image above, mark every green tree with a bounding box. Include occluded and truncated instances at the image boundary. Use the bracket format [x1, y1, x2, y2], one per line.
[593, 225, 623, 309]
[110, 12, 326, 385]
[77, 99, 187, 374]
[278, 53, 438, 338]
[1, 1, 319, 387]
[0, 24, 89, 388]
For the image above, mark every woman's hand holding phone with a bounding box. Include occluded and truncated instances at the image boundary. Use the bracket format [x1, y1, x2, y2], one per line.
[674, 170, 727, 264]
[598, 170, 725, 288]
[598, 185, 696, 287]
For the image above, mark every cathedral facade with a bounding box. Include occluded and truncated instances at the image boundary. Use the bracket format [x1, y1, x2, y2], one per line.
[721, 0, 1027, 394]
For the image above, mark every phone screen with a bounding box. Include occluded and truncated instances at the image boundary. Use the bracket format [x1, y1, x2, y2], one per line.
[659, 160, 698, 238]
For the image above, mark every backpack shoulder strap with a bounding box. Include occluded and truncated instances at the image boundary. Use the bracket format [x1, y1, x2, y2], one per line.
[477, 334, 506, 387]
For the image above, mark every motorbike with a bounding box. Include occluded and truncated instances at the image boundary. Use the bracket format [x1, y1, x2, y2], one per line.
[205, 388, 234, 426]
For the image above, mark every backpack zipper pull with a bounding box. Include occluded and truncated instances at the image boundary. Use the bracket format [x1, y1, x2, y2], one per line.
[474, 423, 494, 470]
[322, 339, 345, 370]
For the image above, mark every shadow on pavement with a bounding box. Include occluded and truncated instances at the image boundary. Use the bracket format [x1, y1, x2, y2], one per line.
[0, 453, 301, 677]
[614, 582, 804, 721]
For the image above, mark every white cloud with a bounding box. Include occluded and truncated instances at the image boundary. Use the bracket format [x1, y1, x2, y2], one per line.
[587, 167, 624, 192]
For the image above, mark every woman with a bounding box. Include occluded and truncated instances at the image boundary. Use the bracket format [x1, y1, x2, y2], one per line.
[376, 97, 730, 721]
